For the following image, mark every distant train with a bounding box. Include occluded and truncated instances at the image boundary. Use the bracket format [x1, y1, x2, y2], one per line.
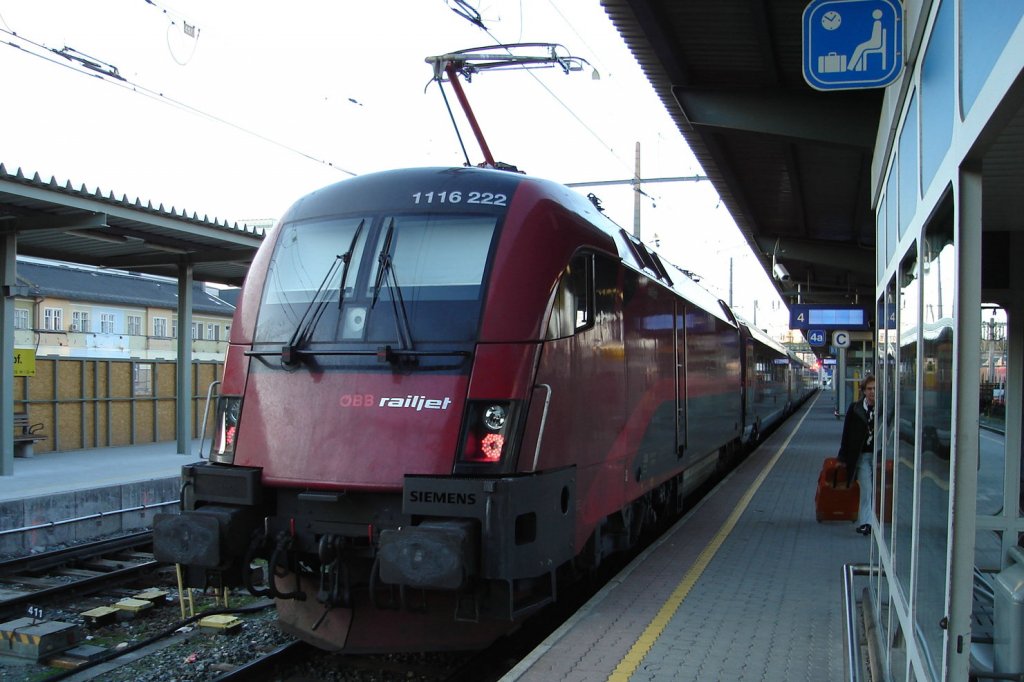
[155, 166, 816, 652]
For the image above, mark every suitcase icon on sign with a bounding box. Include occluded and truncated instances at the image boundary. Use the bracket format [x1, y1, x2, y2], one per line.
[818, 51, 848, 73]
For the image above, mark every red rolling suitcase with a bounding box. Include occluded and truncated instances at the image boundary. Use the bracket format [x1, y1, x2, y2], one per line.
[815, 457, 859, 522]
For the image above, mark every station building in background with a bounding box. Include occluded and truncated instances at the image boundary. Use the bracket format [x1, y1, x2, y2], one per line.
[11, 258, 235, 454]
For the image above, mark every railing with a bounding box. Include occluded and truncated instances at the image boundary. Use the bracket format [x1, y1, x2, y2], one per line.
[0, 499, 179, 537]
[844, 563, 880, 682]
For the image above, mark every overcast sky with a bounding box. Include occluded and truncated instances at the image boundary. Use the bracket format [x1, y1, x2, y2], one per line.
[0, 0, 788, 332]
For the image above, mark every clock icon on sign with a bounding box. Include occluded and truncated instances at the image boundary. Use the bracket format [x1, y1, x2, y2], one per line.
[821, 10, 842, 30]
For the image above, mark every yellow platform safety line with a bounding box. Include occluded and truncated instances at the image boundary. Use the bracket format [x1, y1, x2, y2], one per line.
[608, 394, 819, 682]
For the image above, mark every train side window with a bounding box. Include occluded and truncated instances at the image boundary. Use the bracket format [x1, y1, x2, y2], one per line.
[546, 253, 594, 339]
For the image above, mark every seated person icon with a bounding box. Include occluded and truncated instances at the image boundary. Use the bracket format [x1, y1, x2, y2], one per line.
[849, 9, 886, 72]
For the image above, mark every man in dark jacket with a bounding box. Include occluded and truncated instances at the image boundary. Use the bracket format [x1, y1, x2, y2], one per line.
[837, 375, 876, 535]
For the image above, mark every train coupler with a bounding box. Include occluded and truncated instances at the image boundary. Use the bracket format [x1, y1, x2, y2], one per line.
[316, 534, 351, 607]
[263, 533, 306, 601]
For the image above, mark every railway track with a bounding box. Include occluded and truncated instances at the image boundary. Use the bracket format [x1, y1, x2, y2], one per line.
[209, 640, 311, 681]
[207, 642, 482, 682]
[0, 530, 159, 617]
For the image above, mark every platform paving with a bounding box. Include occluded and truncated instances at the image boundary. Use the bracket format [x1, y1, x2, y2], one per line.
[0, 440, 200, 503]
[503, 391, 868, 682]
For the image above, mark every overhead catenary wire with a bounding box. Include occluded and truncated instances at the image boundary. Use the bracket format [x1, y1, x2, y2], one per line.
[445, 0, 487, 29]
[143, 0, 201, 66]
[0, 26, 358, 177]
[544, 0, 612, 78]
[483, 30, 632, 175]
[164, 20, 200, 66]
[442, 1, 631, 175]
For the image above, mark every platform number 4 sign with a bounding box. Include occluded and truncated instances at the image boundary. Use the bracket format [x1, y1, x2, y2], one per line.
[808, 329, 826, 347]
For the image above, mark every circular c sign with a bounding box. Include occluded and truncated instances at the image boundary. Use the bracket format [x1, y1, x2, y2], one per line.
[832, 330, 850, 348]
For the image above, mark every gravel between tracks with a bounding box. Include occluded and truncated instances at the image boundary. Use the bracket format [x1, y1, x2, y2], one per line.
[1, 591, 468, 682]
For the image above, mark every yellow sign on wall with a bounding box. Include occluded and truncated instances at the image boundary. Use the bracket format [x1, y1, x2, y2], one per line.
[13, 349, 35, 377]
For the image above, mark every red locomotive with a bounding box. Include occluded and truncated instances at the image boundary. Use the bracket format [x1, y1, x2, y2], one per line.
[155, 166, 815, 652]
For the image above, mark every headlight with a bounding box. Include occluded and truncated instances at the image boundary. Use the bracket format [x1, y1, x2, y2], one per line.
[209, 396, 243, 464]
[455, 400, 520, 473]
[483, 404, 507, 430]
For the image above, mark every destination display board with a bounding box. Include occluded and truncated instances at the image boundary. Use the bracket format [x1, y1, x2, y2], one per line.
[789, 304, 870, 330]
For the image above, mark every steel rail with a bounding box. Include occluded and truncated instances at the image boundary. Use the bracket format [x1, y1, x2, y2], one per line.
[0, 533, 160, 616]
[0, 530, 154, 573]
[211, 640, 309, 681]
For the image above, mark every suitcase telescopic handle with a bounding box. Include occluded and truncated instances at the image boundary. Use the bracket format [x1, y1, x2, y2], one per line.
[831, 463, 847, 488]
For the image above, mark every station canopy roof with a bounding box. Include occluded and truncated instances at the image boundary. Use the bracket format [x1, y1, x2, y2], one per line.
[0, 164, 265, 288]
[602, 0, 881, 310]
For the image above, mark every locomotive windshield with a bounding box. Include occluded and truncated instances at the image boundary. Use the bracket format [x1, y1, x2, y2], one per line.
[254, 213, 498, 347]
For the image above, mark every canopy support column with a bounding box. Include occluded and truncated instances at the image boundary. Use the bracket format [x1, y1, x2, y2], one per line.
[0, 232, 15, 475]
[176, 263, 194, 455]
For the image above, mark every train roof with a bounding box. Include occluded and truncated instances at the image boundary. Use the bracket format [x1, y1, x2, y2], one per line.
[516, 171, 737, 326]
[281, 166, 737, 326]
[736, 315, 788, 356]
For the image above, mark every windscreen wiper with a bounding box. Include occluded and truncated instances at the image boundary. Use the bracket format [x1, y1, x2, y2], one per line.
[336, 219, 365, 309]
[282, 219, 365, 365]
[371, 218, 395, 309]
[370, 218, 415, 357]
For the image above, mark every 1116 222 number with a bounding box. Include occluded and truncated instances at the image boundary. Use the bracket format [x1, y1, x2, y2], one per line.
[411, 190, 507, 206]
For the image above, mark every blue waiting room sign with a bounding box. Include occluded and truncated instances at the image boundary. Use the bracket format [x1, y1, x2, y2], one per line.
[803, 0, 903, 91]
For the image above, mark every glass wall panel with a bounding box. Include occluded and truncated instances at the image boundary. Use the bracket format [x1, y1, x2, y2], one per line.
[899, 92, 919, 239]
[974, 530, 1003, 672]
[877, 290, 889, 532]
[883, 277, 898, 543]
[920, 0, 954, 193]
[888, 603, 907, 681]
[961, 2, 1024, 115]
[887, 167, 899, 267]
[917, 219, 954, 676]
[878, 197, 887, 277]
[895, 246, 919, 601]
[978, 306, 1007, 520]
[875, 562, 892, 677]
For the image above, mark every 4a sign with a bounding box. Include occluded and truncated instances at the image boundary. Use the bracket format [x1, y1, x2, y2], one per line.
[803, 0, 903, 91]
[807, 329, 826, 347]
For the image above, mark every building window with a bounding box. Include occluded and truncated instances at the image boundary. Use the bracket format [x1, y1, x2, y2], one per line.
[127, 315, 142, 336]
[207, 323, 217, 341]
[100, 313, 116, 334]
[191, 322, 199, 340]
[44, 308, 63, 331]
[133, 363, 154, 397]
[14, 309, 29, 329]
[171, 319, 177, 338]
[153, 317, 168, 337]
[71, 311, 91, 332]
[225, 325, 231, 339]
